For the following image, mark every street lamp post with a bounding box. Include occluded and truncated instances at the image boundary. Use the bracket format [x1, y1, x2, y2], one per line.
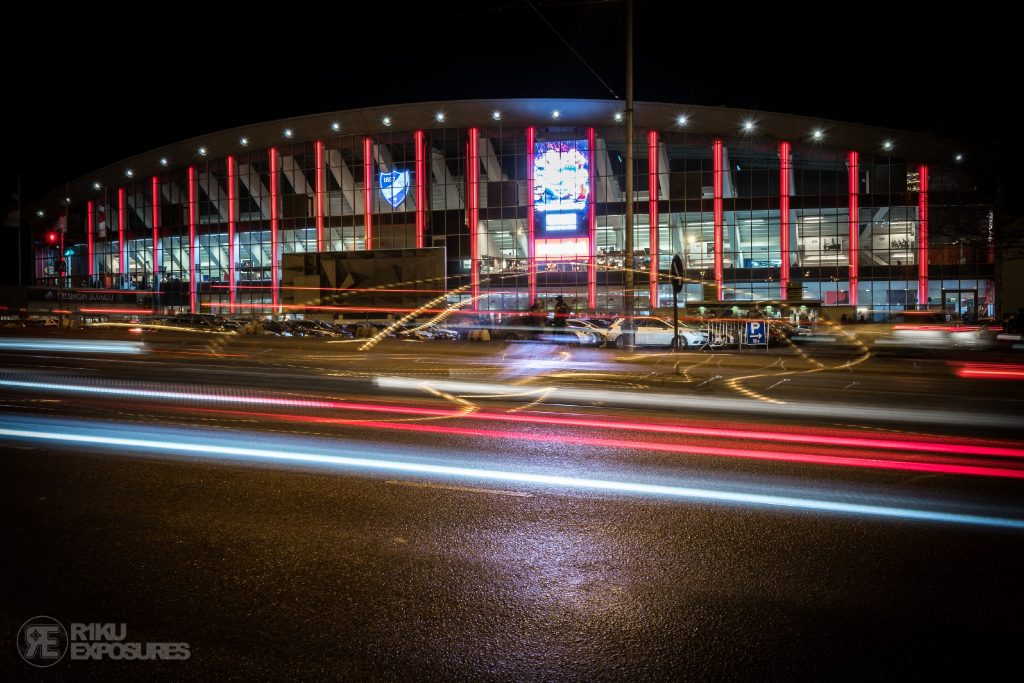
[623, 0, 635, 349]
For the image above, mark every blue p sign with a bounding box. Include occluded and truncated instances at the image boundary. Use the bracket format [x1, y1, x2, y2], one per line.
[746, 321, 766, 345]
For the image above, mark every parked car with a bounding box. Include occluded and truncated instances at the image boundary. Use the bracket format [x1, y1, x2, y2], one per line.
[494, 316, 598, 345]
[769, 322, 814, 343]
[260, 321, 295, 337]
[605, 316, 709, 349]
[706, 328, 738, 348]
[566, 319, 609, 345]
[397, 323, 460, 341]
[437, 313, 491, 340]
[287, 320, 340, 337]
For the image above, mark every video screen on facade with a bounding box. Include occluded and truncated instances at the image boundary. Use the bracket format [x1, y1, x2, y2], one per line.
[533, 140, 589, 232]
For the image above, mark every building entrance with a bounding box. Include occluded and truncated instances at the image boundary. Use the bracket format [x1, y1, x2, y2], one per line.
[942, 288, 978, 321]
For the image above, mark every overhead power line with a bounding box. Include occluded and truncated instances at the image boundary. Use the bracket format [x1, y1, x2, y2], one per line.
[525, 0, 620, 99]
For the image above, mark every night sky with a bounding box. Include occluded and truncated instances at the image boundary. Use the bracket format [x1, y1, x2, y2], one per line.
[3, 1, 1016, 209]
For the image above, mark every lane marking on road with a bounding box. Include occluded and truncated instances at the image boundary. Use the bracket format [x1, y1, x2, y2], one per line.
[505, 387, 555, 413]
[385, 480, 532, 497]
[723, 319, 875, 404]
[421, 385, 478, 413]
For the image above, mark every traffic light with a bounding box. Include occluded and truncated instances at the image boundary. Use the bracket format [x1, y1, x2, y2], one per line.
[45, 231, 59, 246]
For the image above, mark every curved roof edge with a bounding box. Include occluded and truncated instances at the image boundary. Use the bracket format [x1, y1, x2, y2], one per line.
[30, 98, 969, 217]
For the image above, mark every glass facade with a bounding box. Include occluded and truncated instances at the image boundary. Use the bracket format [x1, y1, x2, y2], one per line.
[33, 102, 994, 321]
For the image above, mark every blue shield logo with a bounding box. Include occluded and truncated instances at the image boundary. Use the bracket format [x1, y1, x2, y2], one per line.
[379, 169, 410, 208]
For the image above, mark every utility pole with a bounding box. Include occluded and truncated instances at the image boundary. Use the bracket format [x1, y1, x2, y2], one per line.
[623, 0, 635, 349]
[17, 172, 22, 287]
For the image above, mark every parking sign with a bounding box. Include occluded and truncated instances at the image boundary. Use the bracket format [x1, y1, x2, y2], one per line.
[746, 320, 767, 345]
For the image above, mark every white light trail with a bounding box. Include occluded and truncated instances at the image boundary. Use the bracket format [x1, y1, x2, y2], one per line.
[2, 419, 1023, 530]
[0, 339, 143, 354]
[374, 376, 1021, 429]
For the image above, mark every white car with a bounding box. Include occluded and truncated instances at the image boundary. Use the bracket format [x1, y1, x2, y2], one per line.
[537, 327, 599, 346]
[605, 316, 709, 349]
[566, 319, 608, 345]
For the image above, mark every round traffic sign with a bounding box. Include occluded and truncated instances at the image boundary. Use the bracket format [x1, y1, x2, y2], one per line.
[670, 254, 685, 294]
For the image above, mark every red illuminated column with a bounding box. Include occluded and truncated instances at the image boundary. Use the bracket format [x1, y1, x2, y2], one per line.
[779, 141, 791, 298]
[415, 130, 425, 249]
[587, 128, 597, 310]
[363, 137, 373, 250]
[713, 139, 724, 301]
[151, 176, 160, 292]
[847, 151, 859, 307]
[918, 164, 929, 308]
[527, 127, 537, 303]
[315, 140, 325, 252]
[467, 127, 480, 308]
[227, 155, 237, 312]
[188, 166, 197, 313]
[648, 130, 659, 308]
[87, 201, 95, 279]
[270, 148, 280, 312]
[118, 187, 127, 284]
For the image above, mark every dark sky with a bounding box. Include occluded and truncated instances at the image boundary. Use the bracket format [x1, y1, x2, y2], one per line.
[4, 1, 1014, 205]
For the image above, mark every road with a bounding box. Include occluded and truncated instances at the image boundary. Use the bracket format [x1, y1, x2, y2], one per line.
[2, 329, 1024, 678]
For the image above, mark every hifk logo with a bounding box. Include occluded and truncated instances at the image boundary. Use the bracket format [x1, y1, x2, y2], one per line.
[379, 169, 410, 208]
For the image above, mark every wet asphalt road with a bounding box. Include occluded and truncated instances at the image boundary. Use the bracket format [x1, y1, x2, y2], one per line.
[4, 444, 1024, 680]
[3, 331, 1024, 679]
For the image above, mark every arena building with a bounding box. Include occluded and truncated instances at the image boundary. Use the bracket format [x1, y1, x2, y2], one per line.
[24, 99, 992, 320]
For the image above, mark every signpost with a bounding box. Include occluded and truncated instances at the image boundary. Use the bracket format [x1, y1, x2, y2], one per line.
[670, 254, 684, 350]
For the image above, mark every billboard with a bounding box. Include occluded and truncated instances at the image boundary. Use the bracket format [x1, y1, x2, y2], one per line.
[533, 140, 589, 233]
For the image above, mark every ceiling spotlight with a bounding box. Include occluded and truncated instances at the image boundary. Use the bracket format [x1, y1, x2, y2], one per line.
[613, 112, 623, 122]
[882, 140, 893, 151]
[284, 128, 294, 139]
[159, 158, 169, 166]
[382, 116, 392, 127]
[331, 122, 341, 132]
[126, 169, 134, 178]
[36, 209, 45, 217]
[240, 137, 249, 146]
[435, 112, 446, 123]
[492, 111, 502, 121]
[198, 146, 208, 156]
[676, 115, 688, 126]
[552, 110, 561, 119]
[955, 153, 964, 163]
[812, 129, 823, 141]
[92, 181, 101, 190]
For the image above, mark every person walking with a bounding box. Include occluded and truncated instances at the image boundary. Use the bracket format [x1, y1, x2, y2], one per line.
[553, 295, 570, 328]
[528, 297, 546, 328]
